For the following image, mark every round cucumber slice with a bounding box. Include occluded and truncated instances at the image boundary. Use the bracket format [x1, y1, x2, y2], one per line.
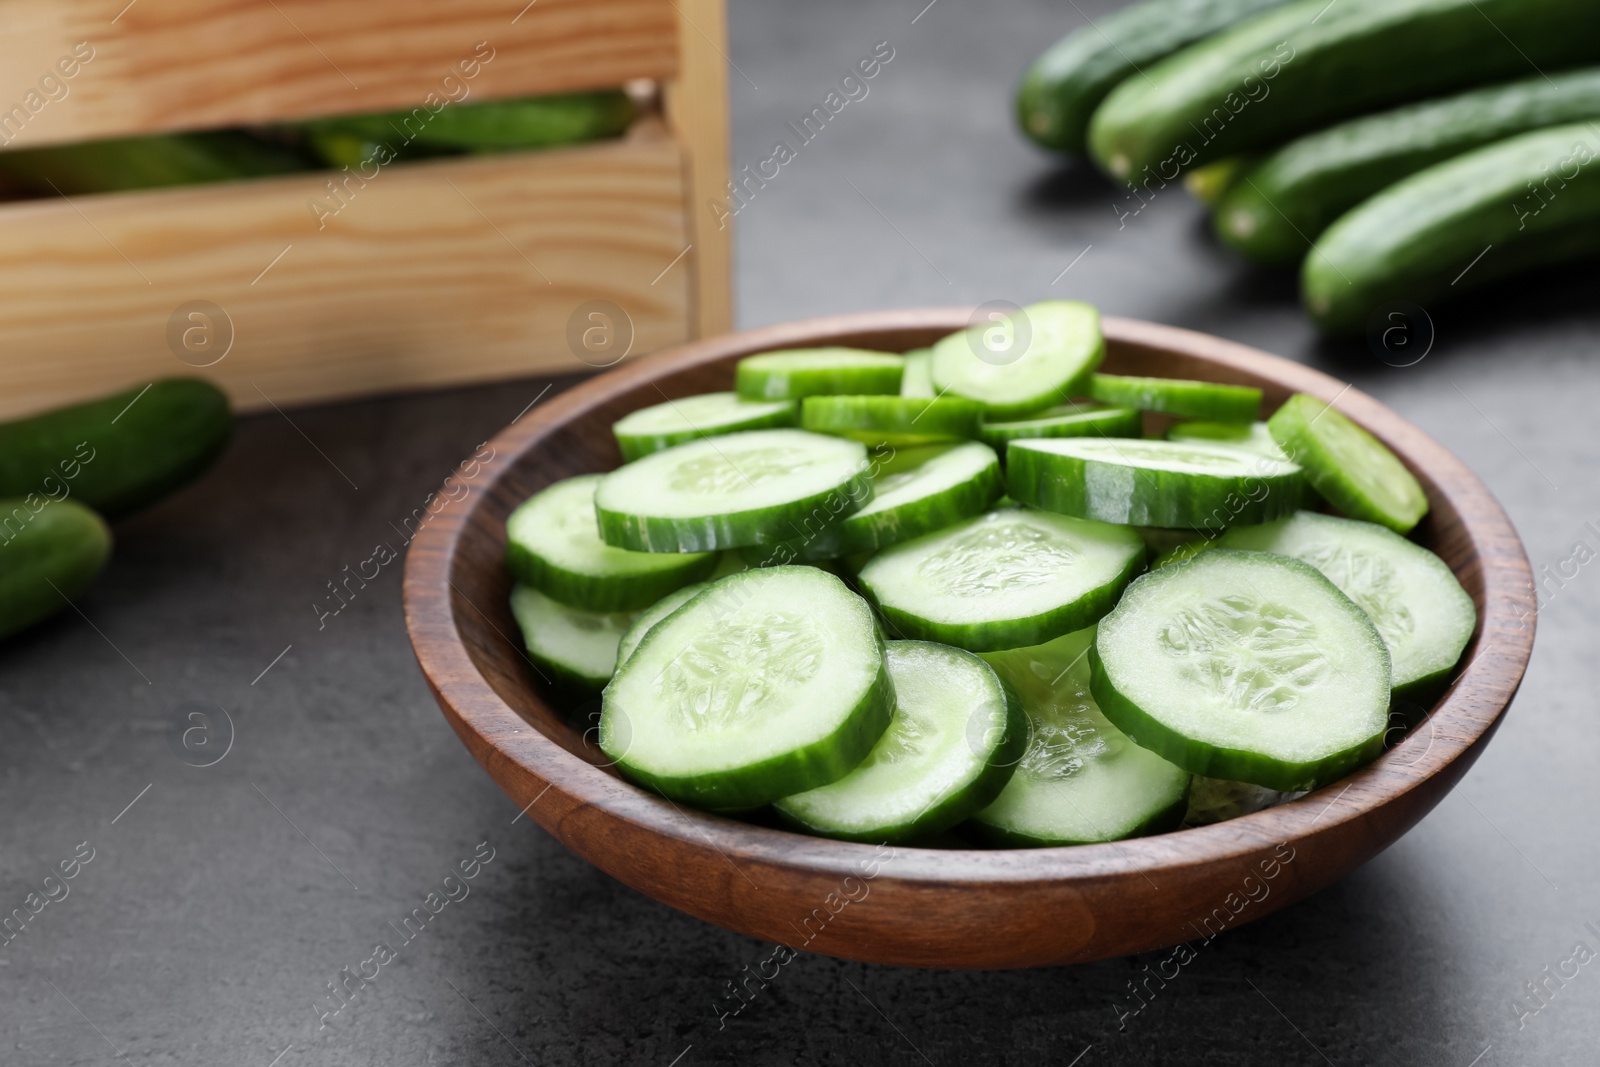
[1090, 550, 1391, 792]
[801, 394, 984, 448]
[735, 348, 904, 400]
[612, 392, 798, 461]
[615, 582, 708, 667]
[856, 506, 1146, 653]
[506, 475, 717, 611]
[971, 627, 1190, 846]
[930, 300, 1105, 418]
[594, 429, 872, 552]
[1088, 372, 1261, 422]
[600, 567, 893, 809]
[509, 583, 637, 691]
[1167, 419, 1287, 460]
[978, 401, 1142, 448]
[1007, 436, 1305, 529]
[774, 641, 1026, 843]
[1216, 511, 1475, 698]
[900, 348, 936, 398]
[1267, 393, 1428, 534]
[746, 441, 1003, 563]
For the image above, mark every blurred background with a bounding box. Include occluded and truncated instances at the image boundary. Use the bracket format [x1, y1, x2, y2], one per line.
[2, 0, 1598, 1063]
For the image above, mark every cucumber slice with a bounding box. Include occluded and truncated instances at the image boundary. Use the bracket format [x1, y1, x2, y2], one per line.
[1267, 393, 1428, 535]
[930, 301, 1105, 418]
[1090, 550, 1391, 792]
[1183, 776, 1302, 826]
[746, 441, 1003, 563]
[506, 475, 717, 611]
[801, 394, 984, 448]
[615, 582, 709, 667]
[509, 583, 637, 691]
[856, 507, 1145, 652]
[1215, 511, 1474, 697]
[1167, 419, 1287, 460]
[594, 429, 872, 552]
[774, 641, 1026, 842]
[600, 567, 893, 808]
[978, 402, 1142, 448]
[735, 348, 904, 400]
[900, 349, 936, 398]
[970, 628, 1191, 846]
[1088, 373, 1261, 423]
[1007, 437, 1304, 529]
[611, 392, 798, 461]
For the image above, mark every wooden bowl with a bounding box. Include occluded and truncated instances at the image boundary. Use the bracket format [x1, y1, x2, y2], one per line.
[402, 310, 1534, 969]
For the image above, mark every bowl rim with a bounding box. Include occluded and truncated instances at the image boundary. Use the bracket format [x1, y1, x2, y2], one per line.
[403, 309, 1535, 891]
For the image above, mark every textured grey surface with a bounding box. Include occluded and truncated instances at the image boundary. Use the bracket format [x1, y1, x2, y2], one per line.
[4, 0, 1600, 1064]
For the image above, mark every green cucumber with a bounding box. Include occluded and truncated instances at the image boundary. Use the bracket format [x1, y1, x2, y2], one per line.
[611, 392, 798, 461]
[1088, 373, 1261, 422]
[600, 567, 893, 809]
[1184, 155, 1255, 205]
[1167, 419, 1286, 459]
[735, 349, 904, 400]
[1184, 776, 1302, 825]
[1090, 550, 1391, 792]
[970, 627, 1191, 845]
[1016, 0, 1289, 153]
[747, 441, 1003, 563]
[0, 379, 232, 521]
[1216, 511, 1474, 696]
[505, 475, 716, 611]
[0, 132, 311, 195]
[1087, 0, 1600, 180]
[509, 583, 637, 691]
[930, 301, 1105, 418]
[0, 499, 112, 641]
[1217, 68, 1600, 265]
[299, 91, 635, 151]
[978, 402, 1142, 449]
[1007, 437, 1304, 528]
[616, 582, 708, 667]
[800, 394, 984, 448]
[774, 641, 1026, 842]
[1303, 122, 1600, 336]
[900, 349, 937, 398]
[1267, 393, 1426, 534]
[594, 429, 872, 552]
[855, 506, 1145, 652]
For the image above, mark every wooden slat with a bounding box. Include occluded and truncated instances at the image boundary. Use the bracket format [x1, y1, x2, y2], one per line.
[0, 0, 677, 148]
[665, 0, 734, 338]
[0, 129, 691, 417]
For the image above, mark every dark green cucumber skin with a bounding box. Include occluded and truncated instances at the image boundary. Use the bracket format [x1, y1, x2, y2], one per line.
[1088, 0, 1600, 181]
[505, 540, 717, 613]
[0, 379, 232, 521]
[978, 405, 1142, 448]
[1017, 0, 1288, 153]
[615, 406, 799, 462]
[1304, 122, 1600, 335]
[298, 91, 635, 152]
[0, 499, 112, 641]
[1088, 373, 1261, 422]
[966, 785, 1190, 848]
[0, 133, 313, 195]
[1219, 67, 1600, 265]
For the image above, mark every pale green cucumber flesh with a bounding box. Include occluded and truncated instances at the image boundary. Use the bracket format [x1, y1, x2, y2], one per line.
[801, 394, 984, 447]
[1091, 550, 1391, 792]
[510, 583, 637, 691]
[506, 474, 716, 610]
[600, 567, 892, 808]
[616, 582, 709, 666]
[735, 348, 905, 400]
[856, 507, 1145, 652]
[900, 349, 937, 398]
[930, 300, 1105, 418]
[1167, 419, 1287, 459]
[970, 628, 1191, 845]
[774, 641, 1026, 842]
[1216, 511, 1474, 696]
[978, 402, 1142, 447]
[1088, 373, 1261, 422]
[612, 392, 798, 461]
[594, 429, 872, 552]
[1007, 436, 1305, 529]
[1267, 394, 1427, 533]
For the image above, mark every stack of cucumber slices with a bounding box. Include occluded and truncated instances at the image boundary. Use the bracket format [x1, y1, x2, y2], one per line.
[506, 300, 1476, 847]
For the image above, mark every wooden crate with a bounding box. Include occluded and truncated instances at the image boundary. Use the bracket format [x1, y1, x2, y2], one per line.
[0, 0, 731, 417]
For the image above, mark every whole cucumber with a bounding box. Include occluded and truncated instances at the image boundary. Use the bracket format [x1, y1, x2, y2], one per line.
[1303, 122, 1600, 335]
[1087, 0, 1600, 182]
[1016, 0, 1287, 153]
[298, 91, 635, 153]
[1218, 67, 1600, 264]
[0, 499, 111, 641]
[0, 379, 232, 520]
[0, 132, 313, 196]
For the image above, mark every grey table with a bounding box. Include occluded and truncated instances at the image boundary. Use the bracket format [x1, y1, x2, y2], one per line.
[5, 1, 1598, 1063]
